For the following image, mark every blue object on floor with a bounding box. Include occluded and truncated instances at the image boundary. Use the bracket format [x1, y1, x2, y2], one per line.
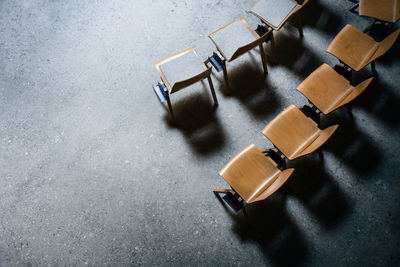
[222, 192, 243, 212]
[153, 82, 167, 103]
[208, 52, 224, 72]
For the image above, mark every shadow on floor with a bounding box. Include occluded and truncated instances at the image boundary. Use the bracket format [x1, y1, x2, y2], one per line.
[221, 61, 282, 118]
[285, 153, 351, 229]
[321, 108, 382, 176]
[351, 75, 400, 127]
[215, 194, 309, 267]
[163, 89, 226, 155]
[214, 151, 351, 265]
[266, 31, 323, 78]
[301, 0, 345, 35]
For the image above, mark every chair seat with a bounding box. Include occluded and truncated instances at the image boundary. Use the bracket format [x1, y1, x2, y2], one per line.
[155, 48, 206, 92]
[297, 64, 353, 114]
[359, 0, 400, 23]
[326, 24, 379, 71]
[209, 19, 257, 62]
[219, 144, 292, 203]
[249, 0, 297, 30]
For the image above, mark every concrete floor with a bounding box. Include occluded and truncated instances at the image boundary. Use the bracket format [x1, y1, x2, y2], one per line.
[1, 0, 399, 266]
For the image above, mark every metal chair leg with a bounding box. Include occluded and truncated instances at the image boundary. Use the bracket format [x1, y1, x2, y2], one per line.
[371, 61, 376, 74]
[296, 11, 304, 37]
[207, 76, 219, 106]
[259, 44, 268, 74]
[222, 63, 230, 93]
[165, 92, 175, 123]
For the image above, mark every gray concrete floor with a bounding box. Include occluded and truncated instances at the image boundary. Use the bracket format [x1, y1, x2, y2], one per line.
[1, 0, 400, 266]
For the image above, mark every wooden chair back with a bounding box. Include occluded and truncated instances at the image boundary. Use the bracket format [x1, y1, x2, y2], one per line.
[230, 31, 270, 61]
[171, 66, 212, 94]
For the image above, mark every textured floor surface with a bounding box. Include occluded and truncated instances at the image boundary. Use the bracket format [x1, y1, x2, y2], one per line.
[1, 0, 400, 266]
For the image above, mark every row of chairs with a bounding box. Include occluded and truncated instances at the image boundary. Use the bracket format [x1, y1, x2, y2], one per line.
[212, 5, 400, 214]
[151, 1, 399, 216]
[153, 0, 310, 123]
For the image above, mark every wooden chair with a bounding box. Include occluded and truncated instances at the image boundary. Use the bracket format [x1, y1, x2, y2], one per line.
[326, 24, 400, 74]
[261, 104, 338, 160]
[154, 48, 218, 122]
[297, 63, 374, 114]
[214, 143, 295, 214]
[350, 0, 400, 23]
[208, 18, 272, 92]
[248, 0, 310, 36]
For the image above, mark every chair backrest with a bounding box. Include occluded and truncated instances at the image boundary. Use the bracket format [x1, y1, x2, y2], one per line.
[227, 18, 271, 61]
[261, 105, 319, 158]
[360, 0, 400, 22]
[171, 66, 211, 94]
[229, 30, 270, 61]
[218, 144, 281, 203]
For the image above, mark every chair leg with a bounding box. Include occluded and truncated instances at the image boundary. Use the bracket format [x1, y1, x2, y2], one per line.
[270, 31, 275, 49]
[371, 61, 377, 74]
[207, 76, 219, 106]
[259, 44, 268, 74]
[296, 11, 304, 37]
[165, 92, 175, 123]
[349, 2, 359, 12]
[222, 63, 230, 93]
[242, 205, 249, 224]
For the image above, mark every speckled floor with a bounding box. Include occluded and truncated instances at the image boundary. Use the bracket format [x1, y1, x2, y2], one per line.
[1, 0, 399, 266]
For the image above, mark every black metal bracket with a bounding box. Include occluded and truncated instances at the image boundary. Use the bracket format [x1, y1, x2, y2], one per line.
[300, 103, 321, 125]
[208, 51, 225, 72]
[222, 191, 243, 212]
[364, 20, 394, 41]
[334, 63, 352, 81]
[263, 148, 286, 169]
[152, 81, 167, 103]
[255, 24, 273, 44]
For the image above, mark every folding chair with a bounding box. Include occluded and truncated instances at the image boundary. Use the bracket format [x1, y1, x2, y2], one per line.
[297, 63, 374, 115]
[154, 48, 218, 122]
[248, 0, 310, 36]
[261, 104, 338, 160]
[208, 18, 272, 92]
[326, 24, 400, 77]
[214, 144, 294, 217]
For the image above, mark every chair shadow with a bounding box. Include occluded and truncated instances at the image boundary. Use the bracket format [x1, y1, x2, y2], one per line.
[299, 0, 345, 35]
[321, 109, 383, 176]
[351, 75, 400, 126]
[285, 153, 351, 229]
[215, 194, 309, 267]
[222, 61, 282, 118]
[266, 32, 323, 78]
[163, 90, 226, 155]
